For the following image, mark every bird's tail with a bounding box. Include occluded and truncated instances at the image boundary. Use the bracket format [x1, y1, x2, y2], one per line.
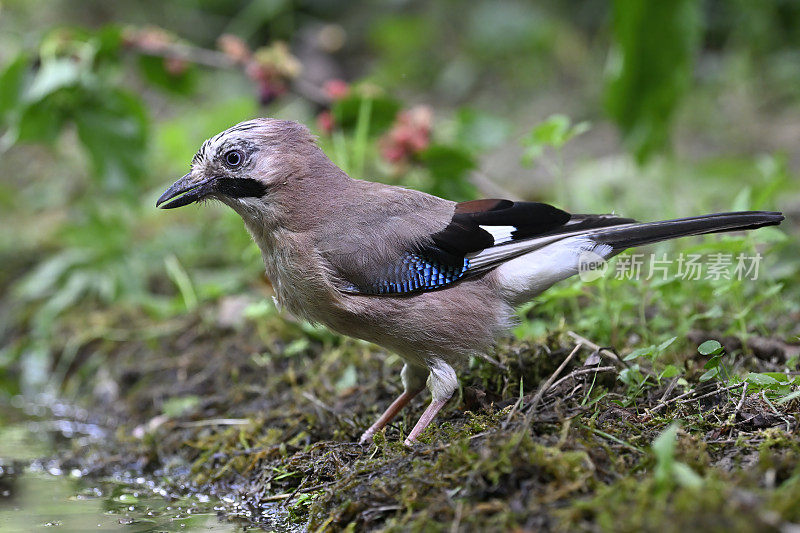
[495, 210, 783, 306]
[587, 211, 784, 251]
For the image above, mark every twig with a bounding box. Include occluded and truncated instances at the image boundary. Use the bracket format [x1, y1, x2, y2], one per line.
[576, 423, 645, 454]
[176, 418, 250, 427]
[659, 377, 679, 404]
[567, 331, 629, 370]
[280, 476, 309, 508]
[650, 385, 710, 413]
[734, 383, 748, 419]
[502, 397, 522, 429]
[502, 379, 526, 429]
[547, 366, 616, 392]
[649, 377, 681, 413]
[761, 390, 781, 416]
[302, 391, 337, 415]
[524, 343, 584, 425]
[676, 382, 745, 404]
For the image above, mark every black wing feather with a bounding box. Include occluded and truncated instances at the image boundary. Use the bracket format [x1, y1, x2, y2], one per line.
[337, 198, 782, 296]
[343, 199, 599, 295]
[430, 200, 572, 255]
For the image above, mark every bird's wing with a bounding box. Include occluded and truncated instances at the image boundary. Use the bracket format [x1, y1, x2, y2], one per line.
[330, 198, 635, 295]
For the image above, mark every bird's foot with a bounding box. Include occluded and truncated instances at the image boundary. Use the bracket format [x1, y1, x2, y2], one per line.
[358, 387, 423, 446]
[358, 430, 375, 445]
[402, 397, 448, 446]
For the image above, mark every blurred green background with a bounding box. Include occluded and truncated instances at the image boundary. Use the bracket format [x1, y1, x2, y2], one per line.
[1, 0, 798, 398]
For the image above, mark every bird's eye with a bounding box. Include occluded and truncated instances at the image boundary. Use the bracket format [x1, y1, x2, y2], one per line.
[224, 150, 243, 168]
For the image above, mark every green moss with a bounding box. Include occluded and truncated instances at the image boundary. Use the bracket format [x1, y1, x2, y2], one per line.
[33, 305, 800, 531]
[562, 475, 780, 533]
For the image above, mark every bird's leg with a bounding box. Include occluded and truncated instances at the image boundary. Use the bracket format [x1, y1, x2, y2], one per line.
[359, 363, 427, 444]
[359, 389, 421, 444]
[404, 359, 458, 446]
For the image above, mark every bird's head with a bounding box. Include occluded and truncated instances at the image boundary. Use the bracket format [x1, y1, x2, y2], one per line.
[156, 118, 316, 211]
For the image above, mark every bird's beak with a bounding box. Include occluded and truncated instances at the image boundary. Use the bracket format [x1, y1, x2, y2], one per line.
[156, 173, 212, 209]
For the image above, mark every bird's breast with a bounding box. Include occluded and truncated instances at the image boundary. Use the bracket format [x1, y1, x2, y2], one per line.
[254, 230, 341, 324]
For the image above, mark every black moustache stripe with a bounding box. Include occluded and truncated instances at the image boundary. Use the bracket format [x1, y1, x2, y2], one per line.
[215, 177, 269, 199]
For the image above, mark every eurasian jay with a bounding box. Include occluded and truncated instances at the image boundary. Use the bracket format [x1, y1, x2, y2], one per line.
[157, 118, 783, 445]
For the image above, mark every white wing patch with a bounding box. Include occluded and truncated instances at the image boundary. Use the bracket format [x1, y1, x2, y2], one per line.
[466, 224, 638, 271]
[468, 232, 581, 270]
[479, 224, 516, 245]
[495, 237, 614, 306]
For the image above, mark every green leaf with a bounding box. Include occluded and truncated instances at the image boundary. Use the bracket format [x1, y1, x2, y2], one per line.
[15, 97, 66, 143]
[703, 354, 721, 370]
[698, 368, 718, 382]
[619, 365, 644, 387]
[0, 54, 28, 121]
[624, 346, 652, 361]
[604, 0, 702, 163]
[531, 114, 569, 146]
[698, 340, 723, 356]
[26, 59, 82, 102]
[73, 88, 149, 190]
[656, 336, 678, 354]
[777, 389, 800, 405]
[761, 372, 791, 383]
[745, 372, 779, 387]
[520, 114, 590, 165]
[91, 25, 124, 64]
[421, 144, 475, 177]
[660, 364, 681, 379]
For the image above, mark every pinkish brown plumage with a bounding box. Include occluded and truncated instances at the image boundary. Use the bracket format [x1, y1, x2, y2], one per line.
[157, 118, 783, 445]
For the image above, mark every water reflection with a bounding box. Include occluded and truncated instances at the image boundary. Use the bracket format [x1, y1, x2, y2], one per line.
[0, 397, 247, 532]
[1, 471, 238, 532]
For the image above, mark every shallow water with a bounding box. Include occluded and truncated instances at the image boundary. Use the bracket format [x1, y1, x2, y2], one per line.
[0, 398, 247, 533]
[1, 470, 239, 532]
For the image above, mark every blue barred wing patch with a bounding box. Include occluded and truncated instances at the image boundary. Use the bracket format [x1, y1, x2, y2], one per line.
[344, 252, 470, 295]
